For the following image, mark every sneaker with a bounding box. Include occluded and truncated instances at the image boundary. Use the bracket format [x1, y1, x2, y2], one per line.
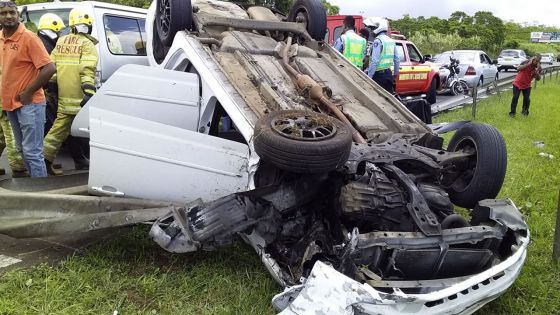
[45, 159, 63, 176]
[509, 112, 515, 118]
[522, 110, 529, 116]
[12, 169, 30, 178]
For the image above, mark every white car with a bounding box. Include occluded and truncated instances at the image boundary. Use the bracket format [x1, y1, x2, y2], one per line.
[64, 0, 530, 314]
[497, 49, 527, 72]
[540, 53, 554, 65]
[435, 50, 499, 88]
[18, 1, 148, 85]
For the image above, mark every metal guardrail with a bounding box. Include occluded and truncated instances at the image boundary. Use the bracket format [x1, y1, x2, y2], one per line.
[432, 65, 560, 116]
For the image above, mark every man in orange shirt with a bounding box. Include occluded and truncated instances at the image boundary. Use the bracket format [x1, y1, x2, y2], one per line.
[0, 1, 56, 177]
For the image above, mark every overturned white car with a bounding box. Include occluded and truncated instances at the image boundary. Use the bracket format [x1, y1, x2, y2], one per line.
[1, 0, 528, 314]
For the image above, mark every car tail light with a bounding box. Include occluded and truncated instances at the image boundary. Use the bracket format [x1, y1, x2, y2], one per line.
[465, 66, 476, 76]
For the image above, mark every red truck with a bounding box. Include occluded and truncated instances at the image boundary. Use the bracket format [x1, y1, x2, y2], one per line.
[327, 16, 440, 104]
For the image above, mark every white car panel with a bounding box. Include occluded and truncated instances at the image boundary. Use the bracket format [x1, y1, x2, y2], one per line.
[86, 65, 250, 203]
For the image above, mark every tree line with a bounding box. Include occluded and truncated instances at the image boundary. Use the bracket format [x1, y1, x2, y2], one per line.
[391, 11, 560, 57]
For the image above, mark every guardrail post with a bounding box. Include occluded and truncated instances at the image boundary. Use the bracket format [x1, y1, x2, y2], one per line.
[553, 188, 560, 261]
[471, 86, 478, 119]
[534, 78, 538, 89]
[492, 80, 501, 98]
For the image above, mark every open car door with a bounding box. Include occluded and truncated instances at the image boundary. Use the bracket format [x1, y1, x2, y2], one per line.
[79, 64, 250, 203]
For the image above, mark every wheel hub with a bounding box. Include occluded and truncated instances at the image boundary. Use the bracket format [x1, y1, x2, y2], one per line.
[271, 114, 336, 141]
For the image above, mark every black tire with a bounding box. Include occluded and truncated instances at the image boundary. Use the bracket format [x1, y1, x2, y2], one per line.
[254, 110, 352, 174]
[451, 81, 469, 96]
[426, 79, 437, 104]
[287, 0, 327, 41]
[152, 20, 166, 64]
[446, 123, 507, 209]
[156, 0, 192, 46]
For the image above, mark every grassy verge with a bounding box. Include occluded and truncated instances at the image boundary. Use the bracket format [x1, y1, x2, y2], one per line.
[1, 81, 559, 314]
[435, 80, 560, 314]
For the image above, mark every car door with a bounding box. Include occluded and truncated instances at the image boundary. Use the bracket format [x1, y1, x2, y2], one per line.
[479, 53, 491, 82]
[396, 42, 431, 94]
[483, 53, 497, 82]
[82, 64, 250, 204]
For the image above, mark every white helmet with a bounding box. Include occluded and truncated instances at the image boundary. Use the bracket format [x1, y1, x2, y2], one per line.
[364, 18, 388, 36]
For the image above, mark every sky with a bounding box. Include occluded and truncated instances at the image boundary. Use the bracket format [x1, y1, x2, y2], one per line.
[328, 0, 560, 27]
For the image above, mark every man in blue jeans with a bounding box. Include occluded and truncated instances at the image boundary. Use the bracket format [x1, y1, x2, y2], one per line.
[0, 1, 56, 177]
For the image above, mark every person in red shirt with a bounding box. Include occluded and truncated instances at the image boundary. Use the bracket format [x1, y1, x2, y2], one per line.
[509, 54, 542, 117]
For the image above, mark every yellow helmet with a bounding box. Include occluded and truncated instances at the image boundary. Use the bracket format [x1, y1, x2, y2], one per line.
[38, 13, 65, 32]
[68, 8, 93, 27]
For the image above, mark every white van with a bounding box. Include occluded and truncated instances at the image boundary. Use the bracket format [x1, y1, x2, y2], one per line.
[18, 1, 148, 84]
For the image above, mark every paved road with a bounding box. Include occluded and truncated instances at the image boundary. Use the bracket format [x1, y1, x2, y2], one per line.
[0, 148, 112, 273]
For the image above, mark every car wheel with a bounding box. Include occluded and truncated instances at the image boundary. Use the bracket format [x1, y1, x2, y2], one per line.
[152, 20, 167, 64]
[446, 123, 507, 209]
[156, 0, 192, 46]
[254, 110, 352, 174]
[426, 79, 437, 104]
[287, 0, 327, 41]
[451, 81, 469, 96]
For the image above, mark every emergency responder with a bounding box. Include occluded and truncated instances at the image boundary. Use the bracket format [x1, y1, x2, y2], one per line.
[44, 7, 98, 175]
[37, 13, 64, 134]
[359, 28, 371, 71]
[334, 16, 367, 69]
[364, 18, 400, 94]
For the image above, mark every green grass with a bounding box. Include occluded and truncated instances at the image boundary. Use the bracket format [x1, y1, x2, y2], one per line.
[1, 80, 560, 314]
[434, 79, 560, 314]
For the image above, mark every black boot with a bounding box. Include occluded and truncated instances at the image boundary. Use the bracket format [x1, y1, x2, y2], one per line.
[74, 157, 89, 170]
[45, 159, 63, 176]
[12, 169, 29, 178]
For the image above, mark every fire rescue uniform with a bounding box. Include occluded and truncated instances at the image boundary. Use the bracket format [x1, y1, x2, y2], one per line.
[334, 30, 367, 69]
[367, 33, 400, 94]
[43, 10, 98, 169]
[37, 13, 65, 135]
[0, 111, 27, 175]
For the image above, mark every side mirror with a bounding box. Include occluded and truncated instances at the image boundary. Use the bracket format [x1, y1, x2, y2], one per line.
[492, 59, 498, 65]
[423, 54, 432, 62]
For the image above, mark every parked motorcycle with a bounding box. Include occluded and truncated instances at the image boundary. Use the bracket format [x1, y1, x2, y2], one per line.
[439, 57, 470, 96]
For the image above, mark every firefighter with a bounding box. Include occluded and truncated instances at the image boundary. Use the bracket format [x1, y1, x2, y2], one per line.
[364, 18, 400, 94]
[334, 16, 367, 69]
[43, 7, 98, 175]
[37, 13, 64, 134]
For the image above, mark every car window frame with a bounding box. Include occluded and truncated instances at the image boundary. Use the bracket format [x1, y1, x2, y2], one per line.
[406, 43, 422, 63]
[102, 13, 147, 57]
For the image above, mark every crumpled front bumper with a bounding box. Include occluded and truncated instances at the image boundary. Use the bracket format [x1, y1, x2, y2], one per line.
[273, 199, 530, 315]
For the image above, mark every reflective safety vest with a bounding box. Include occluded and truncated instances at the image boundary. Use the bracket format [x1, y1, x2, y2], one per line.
[50, 33, 99, 115]
[376, 34, 396, 71]
[343, 32, 366, 68]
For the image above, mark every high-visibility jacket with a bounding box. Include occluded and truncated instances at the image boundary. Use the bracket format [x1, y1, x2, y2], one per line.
[376, 34, 396, 71]
[51, 33, 98, 115]
[342, 31, 367, 68]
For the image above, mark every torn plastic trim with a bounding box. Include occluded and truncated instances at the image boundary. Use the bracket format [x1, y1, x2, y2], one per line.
[356, 225, 506, 250]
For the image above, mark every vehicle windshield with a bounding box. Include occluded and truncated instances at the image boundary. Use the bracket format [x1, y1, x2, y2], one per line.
[500, 50, 520, 58]
[18, 8, 72, 36]
[435, 52, 475, 64]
